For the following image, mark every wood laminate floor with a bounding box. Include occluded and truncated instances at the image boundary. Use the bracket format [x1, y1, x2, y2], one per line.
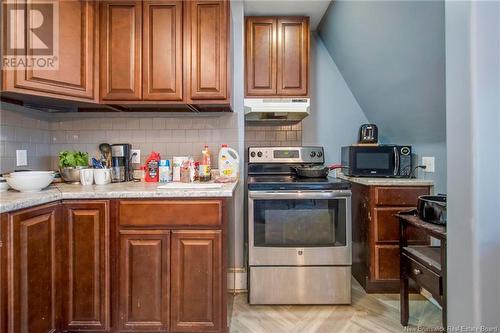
[228, 278, 442, 333]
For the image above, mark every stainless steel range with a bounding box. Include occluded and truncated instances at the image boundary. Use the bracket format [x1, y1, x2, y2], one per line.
[247, 146, 352, 305]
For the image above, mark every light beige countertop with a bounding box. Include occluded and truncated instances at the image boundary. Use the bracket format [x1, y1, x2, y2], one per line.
[0, 181, 239, 214]
[337, 173, 434, 187]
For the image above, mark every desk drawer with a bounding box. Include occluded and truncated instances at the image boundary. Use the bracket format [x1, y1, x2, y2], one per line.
[119, 200, 222, 227]
[402, 254, 441, 297]
[374, 187, 429, 206]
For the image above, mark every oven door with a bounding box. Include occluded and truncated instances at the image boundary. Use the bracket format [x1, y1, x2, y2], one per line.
[248, 190, 352, 266]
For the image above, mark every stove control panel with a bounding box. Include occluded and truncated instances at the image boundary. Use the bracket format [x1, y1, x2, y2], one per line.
[248, 147, 325, 164]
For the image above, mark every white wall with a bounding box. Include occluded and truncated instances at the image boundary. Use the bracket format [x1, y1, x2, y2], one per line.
[446, 0, 500, 326]
[302, 33, 368, 163]
[228, 0, 247, 291]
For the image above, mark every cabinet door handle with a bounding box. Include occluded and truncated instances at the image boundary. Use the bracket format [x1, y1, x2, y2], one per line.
[413, 268, 422, 275]
[368, 211, 371, 221]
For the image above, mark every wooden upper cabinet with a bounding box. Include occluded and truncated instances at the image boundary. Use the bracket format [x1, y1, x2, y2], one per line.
[186, 0, 229, 101]
[143, 0, 183, 101]
[119, 230, 170, 331]
[245, 17, 277, 96]
[2, 0, 97, 101]
[100, 1, 142, 101]
[245, 16, 309, 97]
[5, 203, 61, 333]
[60, 201, 110, 332]
[170, 230, 223, 332]
[276, 17, 309, 96]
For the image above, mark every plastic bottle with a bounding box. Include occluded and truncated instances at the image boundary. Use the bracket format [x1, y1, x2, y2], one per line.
[144, 152, 160, 182]
[159, 160, 171, 183]
[199, 145, 212, 182]
[218, 144, 240, 179]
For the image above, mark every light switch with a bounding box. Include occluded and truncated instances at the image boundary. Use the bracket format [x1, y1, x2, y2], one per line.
[422, 156, 435, 173]
[16, 150, 28, 166]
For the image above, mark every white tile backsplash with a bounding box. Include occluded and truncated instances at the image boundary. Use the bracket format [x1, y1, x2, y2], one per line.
[0, 108, 51, 173]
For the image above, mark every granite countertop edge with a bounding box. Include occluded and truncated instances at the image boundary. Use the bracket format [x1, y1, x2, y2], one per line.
[337, 173, 434, 186]
[0, 181, 239, 214]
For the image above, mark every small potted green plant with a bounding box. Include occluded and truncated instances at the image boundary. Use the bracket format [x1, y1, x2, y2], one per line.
[59, 151, 89, 183]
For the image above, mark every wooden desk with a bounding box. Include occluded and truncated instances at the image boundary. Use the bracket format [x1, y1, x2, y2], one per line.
[397, 210, 447, 328]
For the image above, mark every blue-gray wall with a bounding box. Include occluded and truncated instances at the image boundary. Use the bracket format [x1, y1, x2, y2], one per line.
[316, 0, 447, 193]
[302, 33, 369, 164]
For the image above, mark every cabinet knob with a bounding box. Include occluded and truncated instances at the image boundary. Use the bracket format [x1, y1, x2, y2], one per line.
[413, 268, 422, 275]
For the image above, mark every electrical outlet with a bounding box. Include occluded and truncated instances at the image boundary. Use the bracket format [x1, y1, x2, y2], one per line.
[422, 156, 435, 173]
[131, 149, 141, 164]
[16, 150, 27, 166]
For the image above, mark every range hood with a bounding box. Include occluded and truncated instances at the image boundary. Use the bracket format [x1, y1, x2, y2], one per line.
[244, 98, 310, 123]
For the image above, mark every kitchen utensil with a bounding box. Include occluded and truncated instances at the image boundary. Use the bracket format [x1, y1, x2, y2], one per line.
[417, 195, 447, 225]
[92, 158, 104, 169]
[358, 124, 378, 144]
[293, 164, 337, 178]
[5, 171, 55, 192]
[99, 143, 112, 168]
[80, 168, 94, 185]
[94, 168, 112, 185]
[60, 166, 86, 183]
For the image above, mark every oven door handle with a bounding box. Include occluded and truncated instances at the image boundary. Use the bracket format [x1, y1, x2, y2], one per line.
[248, 190, 352, 200]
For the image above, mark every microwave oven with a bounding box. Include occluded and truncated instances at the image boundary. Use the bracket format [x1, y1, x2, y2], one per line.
[341, 145, 412, 178]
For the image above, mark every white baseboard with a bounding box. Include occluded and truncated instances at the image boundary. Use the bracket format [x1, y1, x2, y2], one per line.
[227, 268, 247, 293]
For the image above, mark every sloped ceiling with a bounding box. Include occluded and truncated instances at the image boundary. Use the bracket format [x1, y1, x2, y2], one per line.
[317, 1, 446, 143]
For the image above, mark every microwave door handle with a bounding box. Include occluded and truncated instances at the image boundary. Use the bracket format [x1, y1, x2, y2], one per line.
[394, 147, 399, 176]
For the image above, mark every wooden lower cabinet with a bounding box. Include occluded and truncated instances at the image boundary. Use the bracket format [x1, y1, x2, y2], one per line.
[0, 199, 226, 333]
[350, 182, 431, 293]
[170, 230, 223, 332]
[61, 201, 110, 331]
[119, 230, 170, 332]
[4, 203, 61, 333]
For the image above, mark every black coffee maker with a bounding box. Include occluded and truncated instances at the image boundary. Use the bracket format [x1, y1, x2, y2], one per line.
[111, 144, 132, 182]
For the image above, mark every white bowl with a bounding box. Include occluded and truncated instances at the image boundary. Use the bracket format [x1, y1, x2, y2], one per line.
[6, 171, 55, 192]
[9, 171, 55, 177]
[0, 177, 9, 192]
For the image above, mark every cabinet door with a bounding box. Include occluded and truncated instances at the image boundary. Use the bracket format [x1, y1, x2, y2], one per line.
[60, 201, 110, 331]
[143, 0, 183, 101]
[245, 17, 277, 97]
[3, 0, 97, 101]
[170, 230, 222, 332]
[186, 0, 228, 101]
[119, 230, 169, 331]
[276, 17, 309, 96]
[100, 1, 142, 100]
[374, 245, 400, 280]
[6, 203, 60, 333]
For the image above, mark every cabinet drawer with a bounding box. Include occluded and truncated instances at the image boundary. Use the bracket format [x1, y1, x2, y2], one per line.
[374, 187, 429, 206]
[374, 245, 400, 280]
[374, 207, 430, 243]
[402, 254, 441, 297]
[119, 200, 222, 227]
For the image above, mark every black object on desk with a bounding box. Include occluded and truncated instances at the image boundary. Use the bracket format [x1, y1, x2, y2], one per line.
[397, 210, 447, 328]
